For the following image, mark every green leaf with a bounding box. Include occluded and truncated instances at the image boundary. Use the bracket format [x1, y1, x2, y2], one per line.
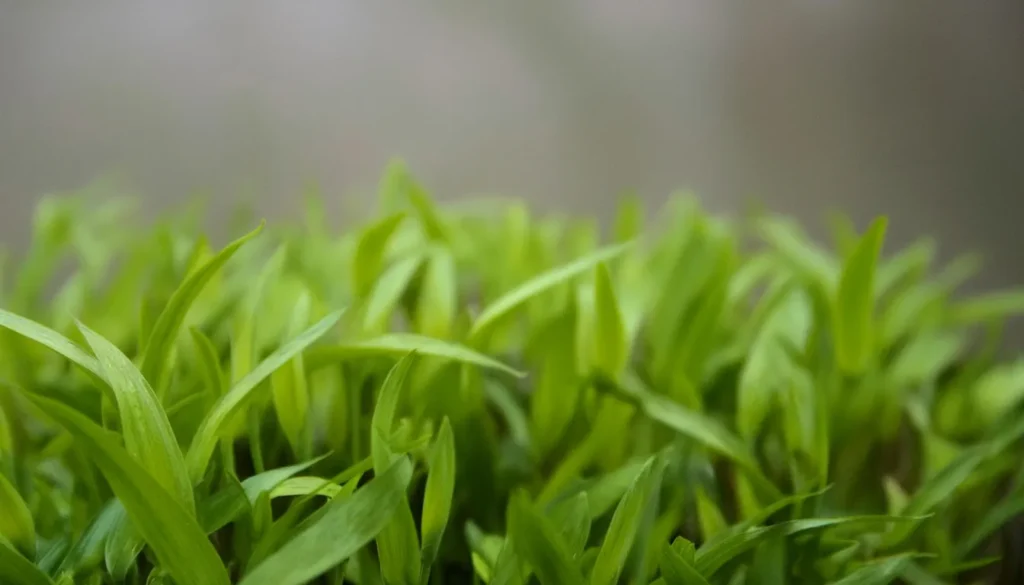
[590, 458, 656, 585]
[140, 222, 264, 387]
[190, 327, 224, 396]
[22, 392, 230, 585]
[507, 492, 585, 585]
[352, 213, 407, 298]
[659, 542, 711, 585]
[371, 355, 421, 585]
[78, 321, 194, 511]
[955, 488, 1024, 558]
[695, 487, 728, 541]
[420, 417, 456, 579]
[104, 504, 144, 580]
[0, 308, 102, 378]
[469, 242, 633, 341]
[363, 254, 425, 333]
[57, 500, 121, 574]
[0, 473, 34, 557]
[949, 289, 1024, 324]
[590, 262, 628, 377]
[186, 310, 342, 483]
[415, 247, 457, 339]
[833, 217, 887, 374]
[238, 457, 414, 585]
[0, 542, 54, 585]
[308, 333, 523, 377]
[829, 554, 915, 585]
[549, 493, 591, 557]
[271, 293, 313, 454]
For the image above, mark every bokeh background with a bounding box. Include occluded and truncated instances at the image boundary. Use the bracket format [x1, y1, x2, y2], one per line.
[2, 2, 1023, 288]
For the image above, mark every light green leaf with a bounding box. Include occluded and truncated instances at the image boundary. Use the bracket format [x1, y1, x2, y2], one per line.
[104, 504, 145, 581]
[695, 487, 728, 541]
[949, 289, 1024, 324]
[829, 554, 915, 585]
[469, 242, 633, 341]
[238, 458, 414, 585]
[833, 217, 887, 374]
[363, 253, 425, 333]
[590, 262, 628, 377]
[0, 308, 102, 378]
[140, 222, 264, 387]
[56, 500, 121, 574]
[0, 473, 34, 557]
[22, 392, 230, 585]
[187, 310, 342, 483]
[415, 247, 457, 339]
[659, 542, 711, 585]
[507, 492, 585, 585]
[590, 458, 656, 585]
[269, 477, 343, 500]
[352, 213, 407, 298]
[271, 293, 312, 454]
[78, 322, 194, 512]
[308, 333, 523, 378]
[549, 493, 591, 557]
[421, 417, 456, 579]
[189, 327, 224, 396]
[0, 541, 54, 585]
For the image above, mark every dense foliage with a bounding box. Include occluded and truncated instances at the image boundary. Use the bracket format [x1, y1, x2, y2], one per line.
[2, 162, 1024, 585]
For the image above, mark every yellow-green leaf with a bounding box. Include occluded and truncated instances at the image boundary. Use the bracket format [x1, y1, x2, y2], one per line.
[420, 417, 456, 578]
[0, 473, 34, 557]
[352, 212, 406, 298]
[833, 217, 887, 374]
[591, 262, 628, 378]
[590, 458, 657, 585]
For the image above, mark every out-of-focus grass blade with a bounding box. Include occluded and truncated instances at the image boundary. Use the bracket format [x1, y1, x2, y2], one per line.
[139, 222, 264, 387]
[104, 504, 144, 581]
[506, 492, 585, 585]
[695, 487, 728, 541]
[420, 417, 456, 580]
[659, 542, 711, 585]
[829, 554, 915, 585]
[269, 477, 343, 499]
[590, 457, 656, 585]
[363, 253, 424, 333]
[469, 241, 633, 341]
[415, 247, 457, 340]
[189, 327, 224, 396]
[0, 542, 54, 585]
[352, 212, 406, 298]
[954, 488, 1024, 559]
[186, 310, 342, 483]
[371, 354, 421, 585]
[239, 458, 413, 585]
[833, 217, 887, 374]
[22, 393, 230, 585]
[591, 262, 628, 378]
[0, 308, 102, 379]
[271, 293, 312, 455]
[757, 216, 837, 291]
[56, 500, 120, 574]
[308, 333, 523, 377]
[549, 492, 591, 558]
[78, 322, 194, 511]
[949, 289, 1024, 324]
[0, 473, 35, 557]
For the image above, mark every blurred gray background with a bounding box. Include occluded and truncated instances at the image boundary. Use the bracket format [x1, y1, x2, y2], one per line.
[1, 1, 1023, 288]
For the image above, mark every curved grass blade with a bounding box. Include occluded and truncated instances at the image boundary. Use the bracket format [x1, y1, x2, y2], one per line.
[550, 493, 591, 558]
[140, 222, 264, 387]
[591, 262, 628, 377]
[352, 212, 407, 298]
[0, 473, 34, 557]
[659, 542, 711, 585]
[269, 477, 343, 499]
[833, 217, 887, 374]
[830, 554, 915, 585]
[307, 332, 523, 378]
[237, 457, 413, 585]
[469, 241, 633, 341]
[0, 308, 102, 379]
[78, 322, 194, 511]
[955, 489, 1024, 559]
[189, 327, 224, 396]
[0, 542, 54, 585]
[21, 393, 230, 585]
[506, 492, 585, 585]
[186, 310, 343, 483]
[56, 500, 120, 574]
[590, 457, 657, 585]
[420, 417, 456, 580]
[363, 253, 424, 333]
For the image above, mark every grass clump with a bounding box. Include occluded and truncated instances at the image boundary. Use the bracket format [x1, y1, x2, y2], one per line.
[2, 160, 1024, 585]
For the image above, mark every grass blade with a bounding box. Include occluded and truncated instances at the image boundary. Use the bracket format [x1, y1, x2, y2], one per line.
[186, 310, 342, 483]
[591, 262, 628, 377]
[830, 554, 915, 585]
[420, 417, 456, 581]
[78, 322, 194, 511]
[0, 308, 101, 378]
[0, 473, 35, 557]
[590, 457, 657, 585]
[352, 212, 407, 298]
[507, 492, 585, 585]
[238, 457, 413, 585]
[0, 542, 54, 585]
[308, 333, 523, 377]
[21, 392, 230, 585]
[833, 217, 887, 374]
[139, 223, 264, 387]
[659, 542, 711, 585]
[469, 242, 633, 341]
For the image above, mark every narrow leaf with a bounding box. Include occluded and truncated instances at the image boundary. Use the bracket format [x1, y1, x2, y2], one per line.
[420, 417, 456, 578]
[590, 458, 657, 585]
[0, 473, 34, 557]
[308, 333, 523, 377]
[834, 217, 887, 374]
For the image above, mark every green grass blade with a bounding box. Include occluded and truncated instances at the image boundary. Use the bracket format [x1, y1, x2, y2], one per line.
[363, 253, 424, 333]
[591, 262, 628, 377]
[0, 473, 35, 557]
[0, 308, 102, 378]
[139, 222, 264, 387]
[0, 542, 54, 585]
[238, 457, 413, 585]
[949, 289, 1024, 324]
[56, 500, 121, 574]
[78, 322, 194, 512]
[469, 241, 633, 341]
[590, 457, 656, 585]
[955, 488, 1024, 559]
[833, 217, 887, 374]
[21, 392, 230, 585]
[420, 417, 456, 580]
[415, 247, 457, 339]
[308, 333, 524, 377]
[186, 310, 342, 483]
[659, 542, 711, 585]
[549, 493, 591, 557]
[271, 293, 313, 454]
[830, 554, 915, 585]
[352, 212, 407, 298]
[506, 492, 585, 585]
[189, 327, 224, 396]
